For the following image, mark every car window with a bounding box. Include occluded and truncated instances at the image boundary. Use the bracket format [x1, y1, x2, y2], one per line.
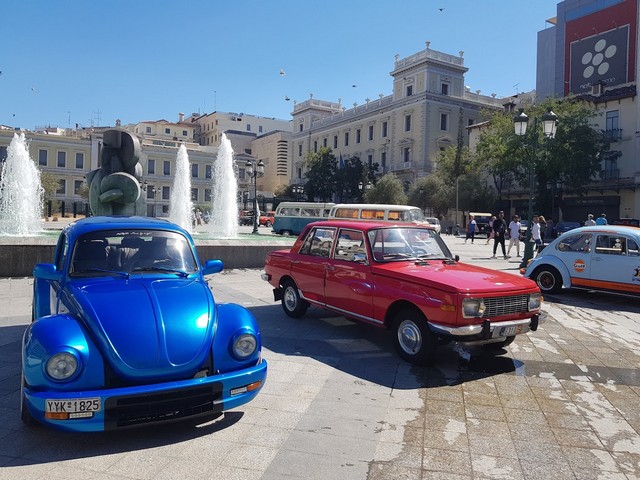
[595, 235, 633, 255]
[299, 227, 335, 258]
[334, 229, 367, 262]
[628, 238, 640, 256]
[54, 233, 69, 272]
[556, 233, 592, 253]
[368, 227, 448, 262]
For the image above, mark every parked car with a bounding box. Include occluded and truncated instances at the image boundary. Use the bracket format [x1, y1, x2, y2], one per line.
[239, 210, 255, 226]
[23, 216, 267, 432]
[259, 211, 275, 228]
[424, 217, 442, 234]
[262, 220, 545, 365]
[553, 221, 581, 238]
[523, 225, 640, 296]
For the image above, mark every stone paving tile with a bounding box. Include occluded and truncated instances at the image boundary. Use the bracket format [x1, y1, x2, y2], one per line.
[470, 454, 525, 479]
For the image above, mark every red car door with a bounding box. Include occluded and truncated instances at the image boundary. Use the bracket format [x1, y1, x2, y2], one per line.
[324, 228, 375, 322]
[290, 227, 336, 305]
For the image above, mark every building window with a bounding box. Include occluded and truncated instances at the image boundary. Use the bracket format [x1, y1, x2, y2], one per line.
[75, 152, 84, 169]
[182, 130, 187, 136]
[146, 126, 151, 133]
[38, 149, 48, 166]
[299, 123, 303, 132]
[356, 129, 361, 144]
[57, 151, 66, 168]
[440, 113, 448, 131]
[191, 163, 198, 178]
[344, 132, 349, 147]
[259, 126, 263, 133]
[333, 135, 338, 148]
[146, 186, 155, 199]
[298, 144, 303, 156]
[162, 186, 170, 200]
[323, 138, 327, 148]
[191, 188, 198, 202]
[381, 152, 386, 170]
[382, 121, 388, 138]
[204, 188, 211, 202]
[468, 118, 474, 126]
[368, 125, 374, 141]
[163, 160, 171, 176]
[405, 115, 412, 132]
[148, 159, 155, 175]
[441, 83, 449, 95]
[367, 154, 373, 167]
[164, 128, 170, 134]
[406, 85, 413, 97]
[247, 124, 251, 132]
[74, 180, 83, 195]
[313, 140, 318, 153]
[403, 147, 411, 163]
[56, 179, 66, 195]
[205, 164, 212, 179]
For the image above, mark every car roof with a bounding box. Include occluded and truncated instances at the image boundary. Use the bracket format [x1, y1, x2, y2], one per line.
[560, 225, 640, 235]
[62, 216, 190, 241]
[306, 220, 435, 231]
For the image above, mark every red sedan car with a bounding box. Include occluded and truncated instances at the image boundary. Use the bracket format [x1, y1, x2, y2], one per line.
[262, 220, 545, 364]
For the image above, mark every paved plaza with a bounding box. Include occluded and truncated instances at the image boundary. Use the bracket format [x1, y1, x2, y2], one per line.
[0, 231, 639, 479]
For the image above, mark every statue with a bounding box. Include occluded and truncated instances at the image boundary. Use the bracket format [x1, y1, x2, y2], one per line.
[87, 129, 146, 216]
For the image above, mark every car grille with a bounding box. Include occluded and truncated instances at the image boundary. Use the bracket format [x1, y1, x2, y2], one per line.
[104, 384, 222, 430]
[482, 295, 530, 317]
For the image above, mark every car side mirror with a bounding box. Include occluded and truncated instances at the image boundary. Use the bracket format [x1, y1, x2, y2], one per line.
[454, 255, 460, 262]
[202, 259, 223, 275]
[33, 263, 62, 281]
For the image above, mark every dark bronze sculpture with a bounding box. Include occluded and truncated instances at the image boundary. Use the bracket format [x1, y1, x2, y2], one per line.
[87, 129, 146, 216]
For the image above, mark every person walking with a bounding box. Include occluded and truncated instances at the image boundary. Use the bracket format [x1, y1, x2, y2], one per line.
[506, 214, 522, 257]
[532, 215, 543, 254]
[585, 213, 596, 226]
[486, 215, 496, 244]
[491, 211, 508, 259]
[595, 213, 608, 225]
[538, 215, 547, 244]
[464, 215, 477, 243]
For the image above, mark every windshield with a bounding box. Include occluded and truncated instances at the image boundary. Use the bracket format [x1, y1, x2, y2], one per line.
[367, 227, 452, 262]
[70, 229, 198, 276]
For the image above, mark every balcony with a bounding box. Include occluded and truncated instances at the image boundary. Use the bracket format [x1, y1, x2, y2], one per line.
[391, 162, 412, 172]
[604, 128, 622, 141]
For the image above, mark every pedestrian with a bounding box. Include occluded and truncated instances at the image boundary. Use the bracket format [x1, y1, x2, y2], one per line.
[532, 215, 543, 254]
[506, 214, 522, 257]
[538, 215, 547, 243]
[464, 215, 477, 243]
[595, 213, 608, 225]
[584, 213, 596, 226]
[491, 211, 508, 259]
[486, 215, 496, 244]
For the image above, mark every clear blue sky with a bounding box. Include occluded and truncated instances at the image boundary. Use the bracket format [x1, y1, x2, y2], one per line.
[2, 0, 558, 130]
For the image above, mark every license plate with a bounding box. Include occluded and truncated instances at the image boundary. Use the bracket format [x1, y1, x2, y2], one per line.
[46, 398, 101, 413]
[496, 325, 523, 337]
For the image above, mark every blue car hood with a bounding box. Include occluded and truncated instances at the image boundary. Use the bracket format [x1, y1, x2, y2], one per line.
[69, 278, 215, 381]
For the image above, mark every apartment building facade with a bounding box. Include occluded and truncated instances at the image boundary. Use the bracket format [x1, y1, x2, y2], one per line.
[290, 43, 505, 189]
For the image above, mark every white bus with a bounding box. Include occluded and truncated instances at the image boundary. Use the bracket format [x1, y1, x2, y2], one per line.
[272, 202, 336, 236]
[327, 204, 427, 224]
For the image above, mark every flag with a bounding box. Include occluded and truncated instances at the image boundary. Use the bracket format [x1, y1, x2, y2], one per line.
[339, 153, 344, 169]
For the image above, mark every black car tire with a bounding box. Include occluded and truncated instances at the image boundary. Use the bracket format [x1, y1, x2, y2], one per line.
[532, 266, 562, 294]
[265, 221, 272, 228]
[392, 309, 436, 365]
[281, 279, 309, 318]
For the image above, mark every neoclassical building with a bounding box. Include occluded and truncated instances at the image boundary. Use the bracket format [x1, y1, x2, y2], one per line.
[290, 43, 505, 188]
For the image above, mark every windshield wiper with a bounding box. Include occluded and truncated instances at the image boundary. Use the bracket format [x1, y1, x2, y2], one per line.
[72, 268, 130, 278]
[131, 266, 189, 277]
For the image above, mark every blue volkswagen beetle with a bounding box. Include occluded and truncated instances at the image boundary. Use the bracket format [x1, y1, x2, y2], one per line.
[22, 216, 267, 432]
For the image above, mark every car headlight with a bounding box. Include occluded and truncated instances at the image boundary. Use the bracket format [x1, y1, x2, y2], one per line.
[462, 298, 486, 318]
[45, 351, 79, 381]
[232, 333, 258, 360]
[529, 293, 542, 311]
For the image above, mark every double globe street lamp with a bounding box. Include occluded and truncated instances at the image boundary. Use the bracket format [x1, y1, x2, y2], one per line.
[513, 108, 558, 268]
[246, 159, 264, 234]
[292, 185, 304, 201]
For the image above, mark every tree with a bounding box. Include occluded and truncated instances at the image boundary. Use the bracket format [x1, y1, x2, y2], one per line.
[335, 155, 379, 202]
[363, 173, 407, 204]
[303, 147, 337, 202]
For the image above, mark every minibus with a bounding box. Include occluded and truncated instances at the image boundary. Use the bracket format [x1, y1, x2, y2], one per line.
[328, 204, 427, 224]
[272, 202, 335, 236]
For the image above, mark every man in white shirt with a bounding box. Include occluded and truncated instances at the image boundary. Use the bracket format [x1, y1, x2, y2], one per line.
[532, 215, 542, 254]
[506, 215, 522, 257]
[584, 213, 596, 226]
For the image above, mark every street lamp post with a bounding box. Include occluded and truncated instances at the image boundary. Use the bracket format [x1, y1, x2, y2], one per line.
[246, 159, 264, 234]
[513, 108, 558, 268]
[292, 185, 304, 201]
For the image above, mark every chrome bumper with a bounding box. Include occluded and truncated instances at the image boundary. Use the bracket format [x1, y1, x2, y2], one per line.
[429, 311, 547, 339]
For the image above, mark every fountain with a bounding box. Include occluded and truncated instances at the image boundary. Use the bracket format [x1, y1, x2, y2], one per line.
[169, 144, 194, 233]
[207, 134, 239, 238]
[0, 133, 44, 236]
